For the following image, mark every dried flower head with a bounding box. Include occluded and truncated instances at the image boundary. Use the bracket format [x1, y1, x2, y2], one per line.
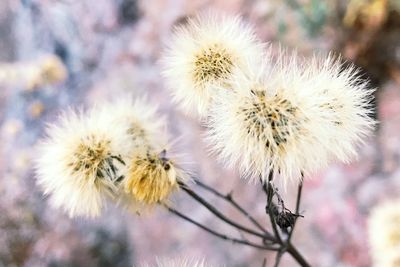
[161, 13, 264, 117]
[206, 51, 375, 183]
[35, 108, 130, 217]
[368, 199, 400, 267]
[123, 149, 185, 205]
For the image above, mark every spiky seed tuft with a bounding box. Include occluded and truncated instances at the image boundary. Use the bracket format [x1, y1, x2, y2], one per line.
[161, 12, 265, 117]
[35, 108, 130, 217]
[368, 199, 400, 267]
[124, 150, 183, 205]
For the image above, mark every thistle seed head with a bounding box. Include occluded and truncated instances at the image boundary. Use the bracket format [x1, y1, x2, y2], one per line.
[124, 150, 182, 205]
[161, 12, 264, 117]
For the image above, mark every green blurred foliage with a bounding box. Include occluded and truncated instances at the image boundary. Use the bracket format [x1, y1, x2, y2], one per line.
[286, 0, 329, 37]
[390, 0, 400, 11]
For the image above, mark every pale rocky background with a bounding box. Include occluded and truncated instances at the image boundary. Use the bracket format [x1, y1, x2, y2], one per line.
[0, 0, 399, 266]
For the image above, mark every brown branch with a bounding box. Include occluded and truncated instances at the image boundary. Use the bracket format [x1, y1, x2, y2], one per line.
[287, 243, 311, 267]
[266, 182, 282, 245]
[261, 172, 310, 267]
[179, 181, 274, 241]
[286, 177, 303, 245]
[194, 178, 269, 234]
[165, 204, 279, 251]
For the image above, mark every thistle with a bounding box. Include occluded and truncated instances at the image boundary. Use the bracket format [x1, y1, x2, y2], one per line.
[35, 107, 130, 217]
[368, 199, 400, 267]
[161, 13, 264, 117]
[206, 51, 375, 183]
[123, 149, 185, 205]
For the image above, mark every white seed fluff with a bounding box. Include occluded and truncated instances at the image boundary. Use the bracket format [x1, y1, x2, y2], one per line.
[142, 257, 213, 267]
[307, 55, 375, 162]
[161, 12, 265, 117]
[35, 107, 131, 218]
[98, 97, 168, 152]
[206, 51, 375, 183]
[368, 199, 400, 267]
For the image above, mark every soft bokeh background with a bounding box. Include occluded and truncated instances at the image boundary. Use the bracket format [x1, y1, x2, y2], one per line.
[0, 0, 399, 266]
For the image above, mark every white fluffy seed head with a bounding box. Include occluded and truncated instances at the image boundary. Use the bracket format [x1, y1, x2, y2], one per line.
[161, 12, 265, 117]
[206, 50, 375, 184]
[368, 199, 400, 267]
[35, 107, 131, 218]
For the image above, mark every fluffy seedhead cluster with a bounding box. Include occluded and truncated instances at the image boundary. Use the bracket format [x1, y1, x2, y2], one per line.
[35, 98, 186, 217]
[368, 199, 400, 267]
[161, 13, 375, 183]
[205, 53, 375, 182]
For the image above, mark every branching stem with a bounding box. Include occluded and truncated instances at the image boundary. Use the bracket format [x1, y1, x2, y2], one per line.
[162, 178, 310, 267]
[179, 181, 271, 240]
[165, 204, 279, 251]
[194, 179, 270, 235]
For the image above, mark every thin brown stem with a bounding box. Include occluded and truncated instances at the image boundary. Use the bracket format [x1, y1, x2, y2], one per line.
[287, 243, 311, 267]
[261, 172, 310, 267]
[274, 250, 284, 267]
[179, 181, 273, 241]
[286, 178, 303, 245]
[194, 179, 269, 234]
[266, 181, 282, 244]
[165, 204, 279, 251]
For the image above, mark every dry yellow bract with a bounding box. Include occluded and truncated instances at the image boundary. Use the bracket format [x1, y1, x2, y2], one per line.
[124, 152, 179, 204]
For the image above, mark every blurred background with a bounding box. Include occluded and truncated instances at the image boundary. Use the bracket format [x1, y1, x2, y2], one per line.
[0, 0, 399, 266]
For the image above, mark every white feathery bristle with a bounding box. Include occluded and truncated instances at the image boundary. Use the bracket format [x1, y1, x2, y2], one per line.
[142, 257, 213, 267]
[97, 96, 168, 152]
[306, 53, 375, 163]
[161, 12, 265, 118]
[35, 106, 131, 218]
[368, 199, 400, 267]
[205, 49, 375, 184]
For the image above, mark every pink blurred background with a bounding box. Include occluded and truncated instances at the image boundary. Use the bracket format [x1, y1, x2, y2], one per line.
[0, 0, 399, 266]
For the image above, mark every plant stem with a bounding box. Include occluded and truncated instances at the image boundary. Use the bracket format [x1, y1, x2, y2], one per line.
[266, 181, 284, 267]
[166, 179, 311, 267]
[261, 173, 310, 267]
[287, 243, 311, 267]
[179, 181, 273, 240]
[194, 178, 269, 234]
[286, 178, 303, 244]
[165, 204, 279, 251]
